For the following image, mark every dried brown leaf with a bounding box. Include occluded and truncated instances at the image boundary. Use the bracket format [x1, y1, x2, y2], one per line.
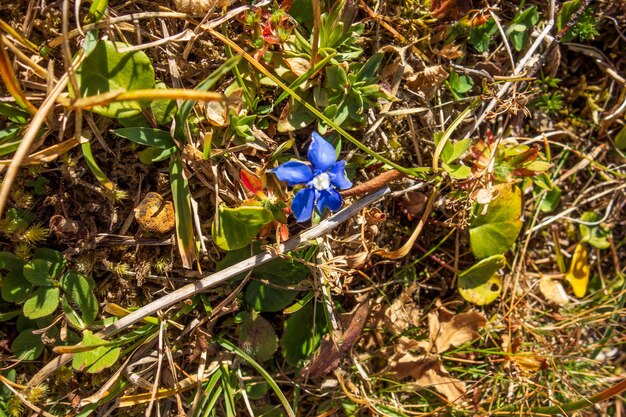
[423, 310, 487, 354]
[386, 351, 466, 403]
[384, 287, 422, 335]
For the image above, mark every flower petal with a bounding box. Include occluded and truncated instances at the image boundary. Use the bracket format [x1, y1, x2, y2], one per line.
[291, 188, 316, 223]
[308, 132, 337, 172]
[316, 189, 342, 213]
[328, 161, 353, 190]
[270, 161, 313, 186]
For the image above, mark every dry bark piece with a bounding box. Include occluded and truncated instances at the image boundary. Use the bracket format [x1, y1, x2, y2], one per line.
[134, 192, 175, 234]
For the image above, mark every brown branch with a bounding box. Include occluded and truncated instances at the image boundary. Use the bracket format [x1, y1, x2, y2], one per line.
[340, 169, 405, 198]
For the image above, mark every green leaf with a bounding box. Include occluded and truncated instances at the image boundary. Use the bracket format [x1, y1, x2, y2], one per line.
[447, 70, 474, 95]
[237, 311, 278, 362]
[442, 163, 472, 180]
[540, 185, 561, 213]
[60, 271, 99, 325]
[0, 251, 23, 272]
[557, 0, 581, 40]
[579, 212, 611, 249]
[170, 155, 196, 269]
[62, 298, 86, 330]
[112, 127, 176, 149]
[0, 310, 20, 322]
[81, 139, 114, 190]
[507, 7, 539, 51]
[614, 125, 626, 150]
[245, 281, 300, 313]
[280, 300, 327, 366]
[469, 17, 497, 52]
[442, 138, 471, 164]
[11, 329, 44, 360]
[23, 259, 53, 286]
[0, 127, 22, 157]
[23, 286, 60, 319]
[72, 330, 121, 373]
[212, 206, 274, 251]
[469, 184, 523, 259]
[458, 255, 505, 305]
[151, 81, 177, 125]
[1, 269, 32, 303]
[85, 0, 107, 23]
[73, 40, 155, 118]
[33, 248, 66, 278]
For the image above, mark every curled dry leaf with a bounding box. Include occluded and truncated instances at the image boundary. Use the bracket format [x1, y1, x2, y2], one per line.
[539, 275, 569, 306]
[49, 214, 89, 242]
[420, 310, 487, 354]
[501, 334, 548, 377]
[386, 342, 466, 403]
[384, 286, 421, 335]
[406, 65, 448, 100]
[345, 251, 369, 270]
[134, 192, 175, 234]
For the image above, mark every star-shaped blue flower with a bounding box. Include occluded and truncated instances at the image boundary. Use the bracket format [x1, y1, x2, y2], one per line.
[270, 132, 353, 222]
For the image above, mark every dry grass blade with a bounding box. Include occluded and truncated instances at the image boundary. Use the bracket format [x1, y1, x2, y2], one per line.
[0, 35, 37, 115]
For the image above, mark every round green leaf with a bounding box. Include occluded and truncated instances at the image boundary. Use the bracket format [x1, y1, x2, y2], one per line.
[23, 286, 60, 319]
[2, 269, 33, 303]
[237, 311, 278, 362]
[212, 206, 274, 251]
[23, 259, 53, 286]
[11, 329, 44, 360]
[458, 255, 505, 306]
[469, 184, 523, 259]
[73, 40, 155, 118]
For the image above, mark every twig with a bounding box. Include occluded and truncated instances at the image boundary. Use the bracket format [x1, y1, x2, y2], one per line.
[340, 169, 405, 198]
[29, 186, 392, 386]
[468, 0, 557, 136]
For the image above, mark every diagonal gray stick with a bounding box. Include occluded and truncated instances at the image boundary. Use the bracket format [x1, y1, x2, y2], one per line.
[29, 186, 392, 386]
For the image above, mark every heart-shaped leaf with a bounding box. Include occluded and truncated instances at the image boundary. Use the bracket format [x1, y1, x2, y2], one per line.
[212, 206, 274, 251]
[469, 184, 523, 259]
[458, 255, 506, 305]
[73, 40, 155, 118]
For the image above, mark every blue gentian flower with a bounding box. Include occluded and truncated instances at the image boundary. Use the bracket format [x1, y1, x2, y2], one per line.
[270, 132, 353, 222]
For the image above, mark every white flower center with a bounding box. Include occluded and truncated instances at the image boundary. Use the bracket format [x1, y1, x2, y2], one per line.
[312, 173, 331, 190]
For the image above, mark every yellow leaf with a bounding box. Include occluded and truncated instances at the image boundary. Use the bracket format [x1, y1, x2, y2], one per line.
[566, 243, 590, 298]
